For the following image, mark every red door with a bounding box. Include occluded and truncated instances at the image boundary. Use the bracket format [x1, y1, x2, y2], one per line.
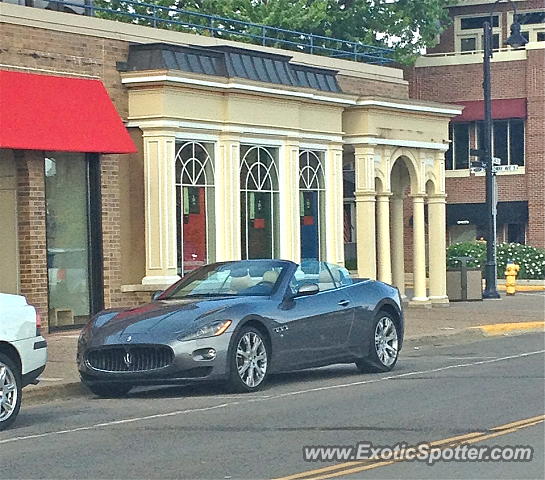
[182, 186, 207, 272]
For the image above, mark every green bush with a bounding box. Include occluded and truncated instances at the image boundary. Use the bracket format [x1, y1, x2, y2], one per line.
[446, 241, 545, 280]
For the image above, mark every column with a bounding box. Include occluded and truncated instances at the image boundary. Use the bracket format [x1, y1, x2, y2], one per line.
[324, 143, 345, 266]
[355, 193, 376, 279]
[141, 131, 180, 285]
[279, 139, 300, 262]
[428, 194, 449, 305]
[410, 194, 429, 305]
[390, 195, 405, 297]
[376, 193, 392, 284]
[354, 145, 376, 279]
[215, 134, 241, 261]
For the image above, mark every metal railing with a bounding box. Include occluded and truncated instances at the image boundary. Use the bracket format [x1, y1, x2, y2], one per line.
[15, 0, 395, 65]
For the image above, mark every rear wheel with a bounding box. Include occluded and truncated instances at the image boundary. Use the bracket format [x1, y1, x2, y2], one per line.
[83, 381, 132, 398]
[356, 312, 399, 373]
[227, 326, 270, 393]
[0, 353, 22, 431]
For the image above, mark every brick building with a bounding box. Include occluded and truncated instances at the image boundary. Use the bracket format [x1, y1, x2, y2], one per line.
[407, 0, 545, 249]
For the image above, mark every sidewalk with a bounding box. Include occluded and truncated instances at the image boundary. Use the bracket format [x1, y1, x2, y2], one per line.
[26, 291, 544, 402]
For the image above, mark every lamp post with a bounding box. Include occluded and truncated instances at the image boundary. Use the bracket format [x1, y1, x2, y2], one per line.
[481, 0, 527, 299]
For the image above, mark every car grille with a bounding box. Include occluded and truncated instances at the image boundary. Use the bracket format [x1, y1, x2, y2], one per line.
[86, 346, 174, 372]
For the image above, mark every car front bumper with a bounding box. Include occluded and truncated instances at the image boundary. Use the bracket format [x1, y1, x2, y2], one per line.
[78, 332, 233, 386]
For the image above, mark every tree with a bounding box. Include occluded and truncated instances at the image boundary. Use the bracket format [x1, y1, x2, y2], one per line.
[95, 0, 454, 63]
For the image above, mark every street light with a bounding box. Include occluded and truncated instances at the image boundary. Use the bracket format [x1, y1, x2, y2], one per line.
[481, 0, 527, 299]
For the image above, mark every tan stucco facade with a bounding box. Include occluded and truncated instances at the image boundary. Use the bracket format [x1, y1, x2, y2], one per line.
[121, 69, 461, 306]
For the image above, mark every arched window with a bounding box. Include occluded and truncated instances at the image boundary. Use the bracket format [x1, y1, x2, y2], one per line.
[175, 141, 215, 274]
[299, 150, 325, 260]
[240, 145, 279, 259]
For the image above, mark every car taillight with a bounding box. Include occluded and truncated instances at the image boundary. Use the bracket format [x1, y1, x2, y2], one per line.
[35, 308, 42, 336]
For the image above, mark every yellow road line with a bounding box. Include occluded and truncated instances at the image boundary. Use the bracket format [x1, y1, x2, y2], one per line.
[490, 414, 545, 431]
[273, 414, 545, 480]
[276, 462, 364, 480]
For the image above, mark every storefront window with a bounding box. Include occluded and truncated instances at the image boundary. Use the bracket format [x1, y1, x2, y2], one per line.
[299, 150, 325, 260]
[175, 141, 215, 275]
[240, 145, 279, 259]
[45, 153, 101, 329]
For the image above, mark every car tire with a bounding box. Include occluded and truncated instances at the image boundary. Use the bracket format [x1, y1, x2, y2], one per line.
[0, 352, 22, 431]
[83, 381, 133, 398]
[227, 326, 270, 393]
[356, 311, 400, 373]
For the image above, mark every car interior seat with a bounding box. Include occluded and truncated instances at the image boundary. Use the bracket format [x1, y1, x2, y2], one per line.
[262, 270, 279, 284]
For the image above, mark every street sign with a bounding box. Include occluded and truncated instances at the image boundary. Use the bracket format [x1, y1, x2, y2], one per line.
[471, 164, 519, 174]
[492, 157, 502, 165]
[493, 164, 519, 173]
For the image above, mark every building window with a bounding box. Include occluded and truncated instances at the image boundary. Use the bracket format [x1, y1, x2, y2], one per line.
[446, 123, 470, 170]
[477, 119, 525, 166]
[507, 223, 526, 244]
[460, 15, 499, 30]
[456, 15, 500, 52]
[515, 10, 545, 43]
[299, 150, 326, 260]
[240, 145, 279, 259]
[447, 119, 525, 170]
[175, 141, 215, 275]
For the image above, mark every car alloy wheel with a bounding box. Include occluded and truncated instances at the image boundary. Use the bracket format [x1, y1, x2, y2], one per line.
[236, 331, 268, 388]
[374, 316, 399, 367]
[355, 311, 399, 373]
[0, 353, 22, 430]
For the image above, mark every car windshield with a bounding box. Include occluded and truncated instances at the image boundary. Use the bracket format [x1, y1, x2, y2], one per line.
[160, 260, 290, 299]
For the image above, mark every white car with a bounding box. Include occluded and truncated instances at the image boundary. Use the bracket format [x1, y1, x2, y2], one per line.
[0, 293, 47, 430]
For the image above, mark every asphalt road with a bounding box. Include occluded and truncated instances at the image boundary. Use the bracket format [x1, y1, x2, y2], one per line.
[1, 333, 544, 480]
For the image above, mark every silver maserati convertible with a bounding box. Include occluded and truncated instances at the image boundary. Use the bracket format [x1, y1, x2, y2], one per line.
[77, 259, 403, 396]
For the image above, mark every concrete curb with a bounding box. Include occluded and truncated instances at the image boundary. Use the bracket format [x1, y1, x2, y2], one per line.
[497, 285, 545, 292]
[24, 382, 90, 405]
[24, 325, 544, 405]
[468, 321, 545, 336]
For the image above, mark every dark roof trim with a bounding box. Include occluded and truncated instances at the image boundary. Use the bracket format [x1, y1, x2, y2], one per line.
[121, 43, 342, 93]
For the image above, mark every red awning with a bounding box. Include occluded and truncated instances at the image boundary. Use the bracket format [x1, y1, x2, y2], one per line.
[452, 98, 527, 122]
[0, 70, 137, 153]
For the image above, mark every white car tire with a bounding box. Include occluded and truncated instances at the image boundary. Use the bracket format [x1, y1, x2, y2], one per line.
[0, 352, 22, 431]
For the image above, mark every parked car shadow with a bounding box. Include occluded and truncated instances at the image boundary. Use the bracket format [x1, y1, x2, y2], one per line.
[124, 363, 364, 400]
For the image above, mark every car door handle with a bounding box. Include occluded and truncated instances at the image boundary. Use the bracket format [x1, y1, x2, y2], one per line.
[338, 300, 350, 307]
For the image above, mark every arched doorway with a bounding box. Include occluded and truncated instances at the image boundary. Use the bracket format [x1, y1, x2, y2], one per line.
[240, 145, 280, 259]
[299, 150, 325, 260]
[175, 141, 215, 274]
[389, 155, 416, 298]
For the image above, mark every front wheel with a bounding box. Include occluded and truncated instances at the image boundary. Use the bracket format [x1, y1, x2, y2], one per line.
[0, 353, 22, 431]
[356, 312, 399, 373]
[83, 381, 133, 398]
[227, 326, 270, 393]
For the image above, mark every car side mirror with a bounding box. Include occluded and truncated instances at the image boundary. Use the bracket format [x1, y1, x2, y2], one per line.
[151, 290, 164, 301]
[296, 283, 320, 297]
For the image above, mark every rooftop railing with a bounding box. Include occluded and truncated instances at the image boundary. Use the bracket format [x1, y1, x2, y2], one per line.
[8, 0, 395, 65]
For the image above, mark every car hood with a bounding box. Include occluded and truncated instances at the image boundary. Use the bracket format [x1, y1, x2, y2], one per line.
[90, 296, 250, 339]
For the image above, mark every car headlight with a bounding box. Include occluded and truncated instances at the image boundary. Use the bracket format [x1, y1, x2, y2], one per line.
[178, 320, 232, 341]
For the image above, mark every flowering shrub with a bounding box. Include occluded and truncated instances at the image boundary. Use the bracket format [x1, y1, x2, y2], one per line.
[446, 241, 545, 280]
